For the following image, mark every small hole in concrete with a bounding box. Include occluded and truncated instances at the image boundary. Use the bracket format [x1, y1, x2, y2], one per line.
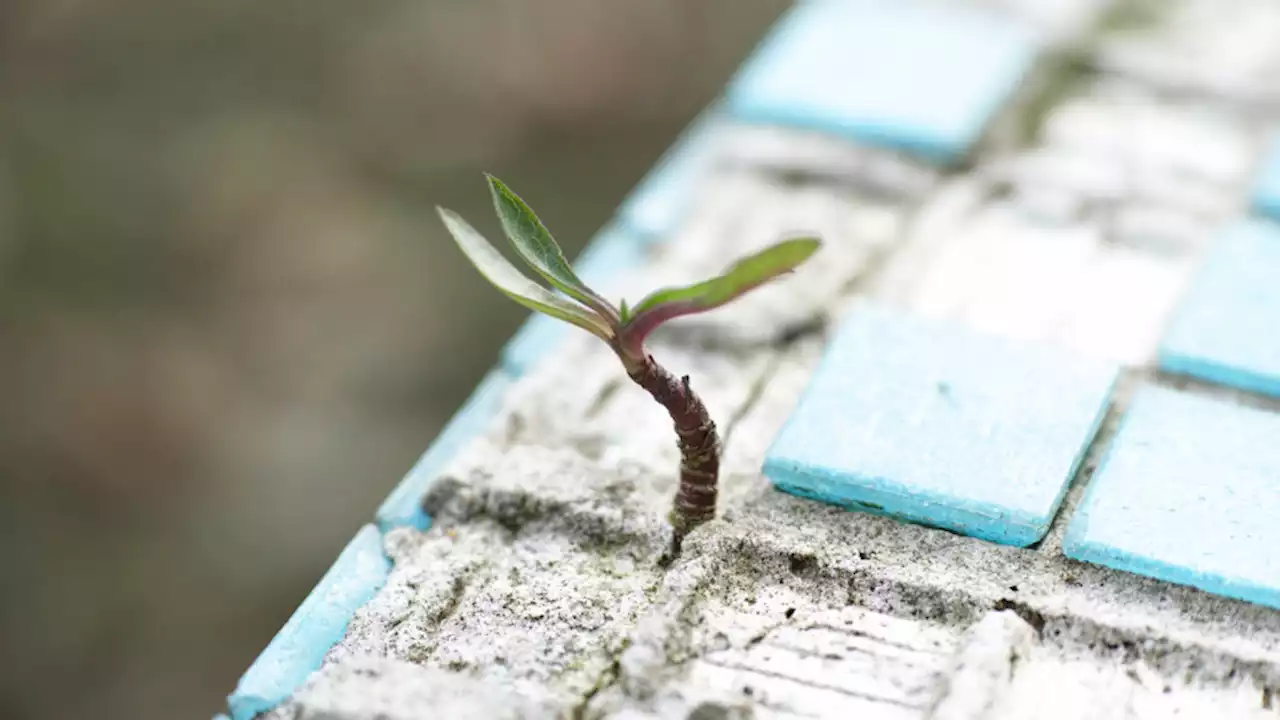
[788, 552, 816, 574]
[784, 607, 796, 619]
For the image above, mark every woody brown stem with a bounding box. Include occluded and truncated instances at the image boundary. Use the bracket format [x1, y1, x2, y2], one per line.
[625, 353, 719, 557]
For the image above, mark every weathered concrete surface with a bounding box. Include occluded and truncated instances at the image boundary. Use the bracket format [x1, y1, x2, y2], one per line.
[1095, 0, 1280, 109]
[267, 366, 1280, 719]
[274, 657, 558, 720]
[267, 432, 1280, 719]
[322, 444, 671, 712]
[264, 1, 1280, 716]
[870, 75, 1266, 366]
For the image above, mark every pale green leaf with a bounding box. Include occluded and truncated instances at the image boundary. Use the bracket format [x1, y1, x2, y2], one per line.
[630, 237, 821, 318]
[486, 175, 618, 322]
[437, 207, 613, 340]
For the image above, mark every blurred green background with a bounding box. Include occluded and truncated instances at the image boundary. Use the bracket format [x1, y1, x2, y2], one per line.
[0, 1, 789, 718]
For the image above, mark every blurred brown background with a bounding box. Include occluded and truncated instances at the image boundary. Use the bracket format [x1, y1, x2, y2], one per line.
[0, 1, 789, 718]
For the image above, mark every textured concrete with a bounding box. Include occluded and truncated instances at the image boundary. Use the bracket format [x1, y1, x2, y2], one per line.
[927, 611, 1034, 720]
[1095, 0, 1280, 108]
[267, 431, 1280, 719]
[871, 76, 1263, 366]
[278, 657, 557, 720]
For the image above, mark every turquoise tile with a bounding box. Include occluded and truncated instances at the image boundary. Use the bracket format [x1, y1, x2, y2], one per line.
[764, 302, 1117, 546]
[227, 524, 390, 720]
[725, 0, 1040, 165]
[1159, 220, 1280, 398]
[1065, 386, 1280, 610]
[376, 371, 511, 531]
[500, 224, 646, 376]
[1252, 134, 1280, 221]
[617, 108, 721, 243]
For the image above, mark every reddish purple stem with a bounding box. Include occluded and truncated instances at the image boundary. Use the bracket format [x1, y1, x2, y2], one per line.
[625, 353, 719, 554]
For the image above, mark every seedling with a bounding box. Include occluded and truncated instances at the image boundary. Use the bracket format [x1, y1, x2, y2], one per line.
[438, 175, 820, 556]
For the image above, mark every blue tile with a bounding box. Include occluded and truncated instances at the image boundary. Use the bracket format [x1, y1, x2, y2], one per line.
[763, 303, 1117, 546]
[500, 224, 647, 376]
[376, 371, 511, 531]
[1252, 134, 1280, 221]
[228, 524, 390, 720]
[1064, 386, 1280, 610]
[1159, 220, 1280, 398]
[724, 0, 1040, 165]
[617, 108, 721, 243]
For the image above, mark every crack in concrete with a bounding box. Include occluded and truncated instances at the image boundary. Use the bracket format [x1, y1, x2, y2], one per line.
[729, 527, 1280, 692]
[570, 641, 629, 720]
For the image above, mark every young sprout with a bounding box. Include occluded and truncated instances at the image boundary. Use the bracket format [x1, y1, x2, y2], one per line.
[439, 175, 820, 556]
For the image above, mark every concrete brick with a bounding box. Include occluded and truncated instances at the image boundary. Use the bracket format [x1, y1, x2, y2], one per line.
[764, 301, 1118, 546]
[724, 0, 1041, 165]
[275, 657, 555, 720]
[684, 605, 957, 719]
[928, 610, 1035, 720]
[872, 80, 1256, 366]
[1095, 0, 1280, 107]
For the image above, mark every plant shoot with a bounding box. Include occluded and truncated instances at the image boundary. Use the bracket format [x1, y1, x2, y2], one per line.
[438, 175, 820, 555]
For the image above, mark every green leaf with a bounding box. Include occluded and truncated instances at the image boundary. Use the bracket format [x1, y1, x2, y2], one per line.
[631, 237, 821, 318]
[485, 175, 618, 322]
[615, 237, 820, 359]
[437, 207, 613, 340]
